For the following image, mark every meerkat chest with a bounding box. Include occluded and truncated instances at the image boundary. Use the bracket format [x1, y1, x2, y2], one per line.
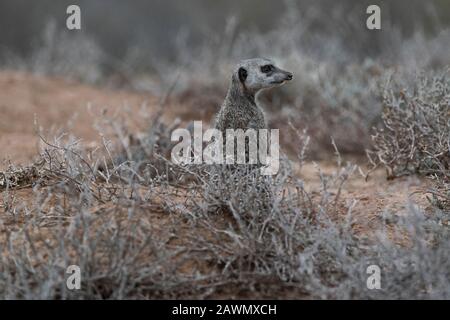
[231, 104, 266, 130]
[245, 107, 266, 129]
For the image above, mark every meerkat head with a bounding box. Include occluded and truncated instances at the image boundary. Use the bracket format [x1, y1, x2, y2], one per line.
[233, 58, 293, 94]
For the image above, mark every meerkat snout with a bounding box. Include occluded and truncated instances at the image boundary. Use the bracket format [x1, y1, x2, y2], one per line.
[284, 72, 294, 81]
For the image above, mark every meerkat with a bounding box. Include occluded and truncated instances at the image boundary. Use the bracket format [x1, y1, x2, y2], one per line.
[214, 58, 293, 163]
[215, 58, 293, 132]
[211, 58, 293, 214]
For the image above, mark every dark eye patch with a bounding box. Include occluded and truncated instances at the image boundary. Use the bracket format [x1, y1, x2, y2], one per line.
[238, 67, 248, 83]
[261, 64, 274, 74]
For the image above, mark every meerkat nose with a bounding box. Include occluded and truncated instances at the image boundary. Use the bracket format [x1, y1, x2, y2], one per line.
[285, 72, 293, 80]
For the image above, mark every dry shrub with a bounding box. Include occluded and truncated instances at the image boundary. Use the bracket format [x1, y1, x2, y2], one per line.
[1, 111, 450, 299]
[371, 71, 450, 209]
[1, 2, 450, 298]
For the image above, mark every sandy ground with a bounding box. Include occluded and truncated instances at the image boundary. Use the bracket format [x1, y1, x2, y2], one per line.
[0, 70, 431, 224]
[0, 70, 159, 165]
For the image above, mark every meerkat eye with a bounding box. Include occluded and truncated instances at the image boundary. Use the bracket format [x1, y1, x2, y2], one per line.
[261, 64, 274, 74]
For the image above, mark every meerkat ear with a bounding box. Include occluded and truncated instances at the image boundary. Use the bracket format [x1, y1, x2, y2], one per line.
[238, 67, 248, 83]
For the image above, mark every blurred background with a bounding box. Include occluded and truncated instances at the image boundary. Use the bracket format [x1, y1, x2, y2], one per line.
[0, 0, 449, 157]
[1, 0, 449, 62]
[1, 0, 449, 81]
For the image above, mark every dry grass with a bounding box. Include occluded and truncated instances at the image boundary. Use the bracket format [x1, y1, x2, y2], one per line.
[0, 108, 449, 299]
[1, 2, 450, 300]
[372, 71, 450, 209]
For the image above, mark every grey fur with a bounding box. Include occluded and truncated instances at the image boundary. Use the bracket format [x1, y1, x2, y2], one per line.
[214, 58, 293, 133]
[210, 58, 293, 213]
